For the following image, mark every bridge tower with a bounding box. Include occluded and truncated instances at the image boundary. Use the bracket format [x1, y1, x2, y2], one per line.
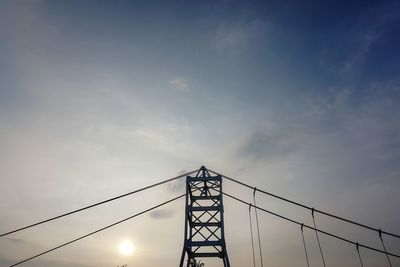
[179, 166, 230, 267]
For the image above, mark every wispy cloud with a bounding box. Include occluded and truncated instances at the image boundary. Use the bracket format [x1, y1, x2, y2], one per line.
[238, 130, 303, 161]
[169, 79, 190, 92]
[318, 2, 400, 76]
[237, 83, 400, 183]
[149, 208, 175, 219]
[214, 23, 248, 56]
[213, 19, 268, 57]
[300, 88, 352, 119]
[6, 237, 29, 245]
[166, 169, 187, 193]
[1, 2, 399, 266]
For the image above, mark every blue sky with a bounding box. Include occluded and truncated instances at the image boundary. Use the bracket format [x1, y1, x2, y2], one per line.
[0, 1, 399, 267]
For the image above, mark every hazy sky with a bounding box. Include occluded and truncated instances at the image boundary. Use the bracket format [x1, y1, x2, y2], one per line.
[1, 1, 400, 267]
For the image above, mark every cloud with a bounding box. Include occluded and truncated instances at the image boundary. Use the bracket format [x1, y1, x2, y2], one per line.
[318, 2, 400, 76]
[214, 24, 248, 56]
[237, 129, 305, 161]
[237, 83, 400, 173]
[166, 170, 187, 193]
[169, 79, 189, 92]
[149, 208, 175, 219]
[300, 88, 352, 119]
[213, 19, 268, 57]
[6, 237, 29, 245]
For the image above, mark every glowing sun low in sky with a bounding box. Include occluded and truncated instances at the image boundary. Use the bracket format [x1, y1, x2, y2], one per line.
[118, 240, 135, 256]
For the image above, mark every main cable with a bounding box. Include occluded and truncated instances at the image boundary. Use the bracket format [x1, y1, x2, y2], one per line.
[209, 169, 400, 239]
[1, 169, 197, 237]
[222, 192, 400, 259]
[10, 194, 185, 267]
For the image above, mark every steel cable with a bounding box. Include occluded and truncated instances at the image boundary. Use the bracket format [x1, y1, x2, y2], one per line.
[249, 204, 256, 267]
[223, 192, 400, 259]
[1, 169, 197, 237]
[312, 208, 326, 267]
[210, 169, 400, 239]
[379, 229, 393, 267]
[10, 194, 185, 267]
[253, 188, 264, 267]
[356, 243, 364, 267]
[301, 223, 310, 267]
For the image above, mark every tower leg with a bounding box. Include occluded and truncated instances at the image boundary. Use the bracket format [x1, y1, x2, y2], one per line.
[179, 247, 186, 267]
[186, 255, 191, 267]
[223, 247, 231, 267]
[224, 255, 231, 267]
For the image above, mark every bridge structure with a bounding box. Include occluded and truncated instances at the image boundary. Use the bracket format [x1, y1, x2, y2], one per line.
[179, 167, 230, 267]
[1, 166, 400, 267]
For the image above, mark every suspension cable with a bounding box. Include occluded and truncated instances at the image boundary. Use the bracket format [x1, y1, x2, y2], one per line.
[222, 192, 400, 259]
[1, 169, 197, 238]
[249, 204, 256, 267]
[379, 229, 393, 267]
[9, 194, 185, 267]
[209, 169, 400, 239]
[356, 243, 364, 267]
[312, 208, 326, 267]
[301, 223, 310, 267]
[253, 188, 264, 267]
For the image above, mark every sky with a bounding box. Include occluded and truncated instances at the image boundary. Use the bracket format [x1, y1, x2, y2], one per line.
[0, 0, 400, 266]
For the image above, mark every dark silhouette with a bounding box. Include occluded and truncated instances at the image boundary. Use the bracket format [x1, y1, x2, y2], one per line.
[189, 259, 205, 267]
[179, 166, 230, 267]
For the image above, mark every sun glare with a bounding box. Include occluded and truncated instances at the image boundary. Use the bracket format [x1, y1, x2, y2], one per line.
[118, 240, 135, 256]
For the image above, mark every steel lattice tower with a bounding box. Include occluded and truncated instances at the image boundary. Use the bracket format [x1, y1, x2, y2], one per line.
[179, 166, 230, 267]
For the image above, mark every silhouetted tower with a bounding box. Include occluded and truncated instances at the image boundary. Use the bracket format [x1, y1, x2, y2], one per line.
[179, 166, 230, 267]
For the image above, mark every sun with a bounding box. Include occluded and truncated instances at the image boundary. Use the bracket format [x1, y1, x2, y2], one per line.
[118, 240, 135, 256]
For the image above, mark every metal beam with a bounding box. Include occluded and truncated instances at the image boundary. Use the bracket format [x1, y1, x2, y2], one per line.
[179, 166, 230, 267]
